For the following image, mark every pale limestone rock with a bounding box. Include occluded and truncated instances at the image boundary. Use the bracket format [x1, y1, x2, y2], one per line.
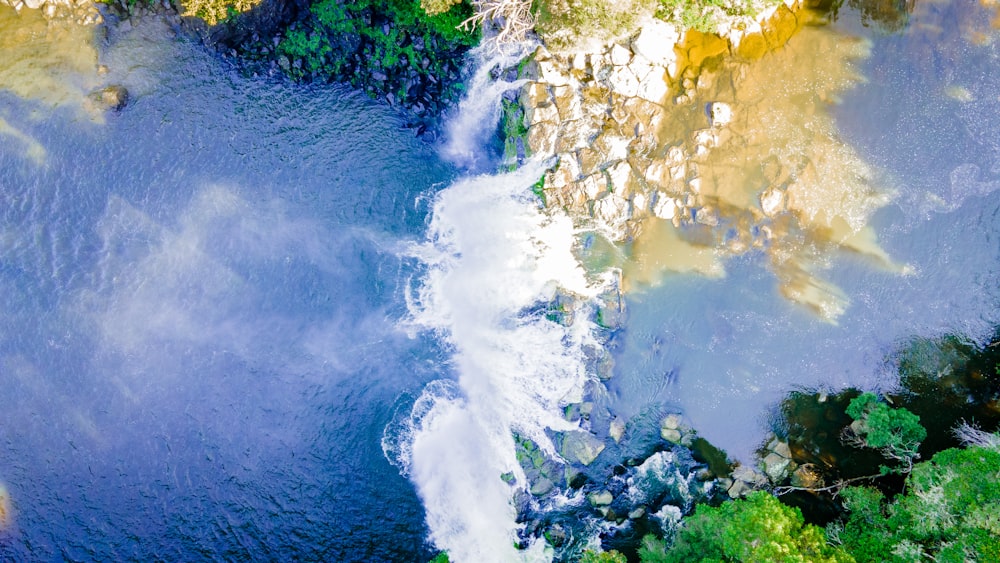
[571, 52, 587, 71]
[688, 177, 702, 193]
[661, 428, 682, 443]
[527, 122, 558, 156]
[537, 59, 571, 87]
[632, 19, 681, 67]
[762, 452, 791, 482]
[607, 66, 641, 98]
[609, 43, 632, 66]
[760, 186, 785, 216]
[695, 206, 719, 226]
[24, 0, 44, 8]
[581, 173, 606, 199]
[593, 193, 631, 234]
[560, 119, 600, 152]
[632, 192, 647, 215]
[653, 193, 678, 219]
[693, 128, 719, 149]
[661, 413, 682, 429]
[606, 161, 633, 195]
[709, 101, 734, 126]
[561, 430, 606, 466]
[670, 164, 686, 182]
[552, 84, 583, 122]
[635, 74, 668, 104]
[594, 131, 630, 162]
[609, 417, 626, 443]
[644, 161, 670, 186]
[588, 490, 613, 506]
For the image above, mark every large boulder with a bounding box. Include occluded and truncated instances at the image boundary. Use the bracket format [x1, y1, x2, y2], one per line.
[89, 85, 129, 112]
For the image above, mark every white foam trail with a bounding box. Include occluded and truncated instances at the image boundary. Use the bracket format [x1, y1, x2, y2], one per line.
[398, 160, 608, 562]
[441, 42, 535, 169]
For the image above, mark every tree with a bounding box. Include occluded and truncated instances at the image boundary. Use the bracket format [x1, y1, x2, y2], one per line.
[843, 393, 926, 473]
[642, 491, 854, 562]
[831, 444, 1000, 562]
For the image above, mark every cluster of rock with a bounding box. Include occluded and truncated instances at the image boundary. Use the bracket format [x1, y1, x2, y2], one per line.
[517, 1, 803, 242]
[1, 0, 102, 24]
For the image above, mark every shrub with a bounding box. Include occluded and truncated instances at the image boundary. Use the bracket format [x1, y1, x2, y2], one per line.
[646, 491, 855, 562]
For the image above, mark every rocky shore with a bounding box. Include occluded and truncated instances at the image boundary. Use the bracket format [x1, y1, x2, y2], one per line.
[514, 0, 805, 242]
[0, 0, 101, 23]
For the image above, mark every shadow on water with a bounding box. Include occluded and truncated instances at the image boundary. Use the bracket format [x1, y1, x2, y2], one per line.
[766, 328, 1000, 525]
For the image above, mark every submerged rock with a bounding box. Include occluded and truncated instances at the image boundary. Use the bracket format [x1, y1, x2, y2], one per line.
[559, 430, 606, 466]
[89, 85, 129, 112]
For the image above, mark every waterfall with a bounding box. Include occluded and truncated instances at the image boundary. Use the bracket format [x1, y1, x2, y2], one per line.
[440, 41, 535, 171]
[383, 45, 612, 562]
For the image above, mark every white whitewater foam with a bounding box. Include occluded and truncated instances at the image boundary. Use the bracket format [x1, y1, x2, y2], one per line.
[392, 159, 610, 562]
[440, 42, 535, 170]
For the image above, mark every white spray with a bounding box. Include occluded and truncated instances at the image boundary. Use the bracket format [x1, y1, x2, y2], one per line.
[390, 157, 610, 561]
[440, 41, 535, 170]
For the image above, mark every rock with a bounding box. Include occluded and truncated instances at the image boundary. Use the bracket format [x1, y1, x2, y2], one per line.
[652, 193, 677, 220]
[605, 161, 634, 194]
[634, 66, 669, 104]
[607, 66, 641, 98]
[760, 187, 785, 216]
[773, 440, 792, 459]
[552, 84, 583, 122]
[790, 464, 823, 489]
[560, 430, 606, 466]
[530, 477, 555, 496]
[595, 131, 630, 163]
[728, 478, 752, 498]
[731, 464, 768, 487]
[762, 451, 791, 482]
[661, 413, 682, 430]
[527, 122, 558, 156]
[609, 44, 631, 66]
[609, 417, 626, 443]
[708, 102, 733, 126]
[593, 193, 631, 238]
[632, 19, 680, 68]
[661, 428, 682, 443]
[588, 490, 613, 506]
[23, 0, 43, 9]
[89, 85, 129, 112]
[628, 507, 646, 519]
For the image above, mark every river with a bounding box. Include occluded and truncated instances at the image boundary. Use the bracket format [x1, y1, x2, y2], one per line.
[0, 0, 998, 561]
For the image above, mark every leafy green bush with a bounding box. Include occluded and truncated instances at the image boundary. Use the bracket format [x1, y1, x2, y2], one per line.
[643, 491, 854, 562]
[844, 393, 926, 473]
[831, 444, 1000, 562]
[580, 549, 627, 563]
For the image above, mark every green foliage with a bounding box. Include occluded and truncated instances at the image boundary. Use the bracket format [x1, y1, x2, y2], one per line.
[533, 0, 658, 50]
[278, 0, 478, 86]
[580, 549, 628, 563]
[655, 0, 777, 33]
[180, 0, 259, 26]
[421, 0, 462, 15]
[646, 491, 854, 562]
[832, 445, 1000, 562]
[844, 393, 926, 472]
[428, 552, 450, 563]
[279, 29, 335, 74]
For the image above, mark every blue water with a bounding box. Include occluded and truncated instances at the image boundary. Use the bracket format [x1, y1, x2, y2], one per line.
[0, 17, 449, 561]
